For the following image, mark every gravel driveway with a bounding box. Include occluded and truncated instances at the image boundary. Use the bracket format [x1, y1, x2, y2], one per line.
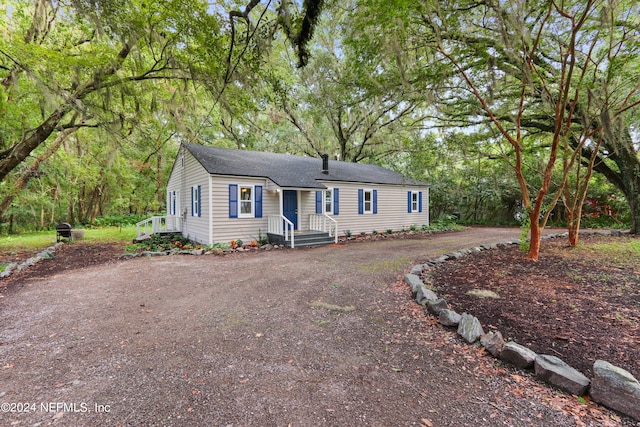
[0, 227, 605, 426]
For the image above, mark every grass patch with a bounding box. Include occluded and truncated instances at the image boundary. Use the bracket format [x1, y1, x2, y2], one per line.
[310, 301, 355, 313]
[0, 226, 137, 253]
[575, 238, 640, 266]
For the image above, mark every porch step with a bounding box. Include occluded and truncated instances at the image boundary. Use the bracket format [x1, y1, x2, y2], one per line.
[267, 231, 335, 248]
[287, 231, 334, 248]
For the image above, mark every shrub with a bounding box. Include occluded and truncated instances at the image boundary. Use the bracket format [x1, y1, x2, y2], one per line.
[92, 214, 149, 227]
[125, 233, 198, 253]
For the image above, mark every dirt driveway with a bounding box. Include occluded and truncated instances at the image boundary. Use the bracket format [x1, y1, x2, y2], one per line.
[0, 227, 615, 426]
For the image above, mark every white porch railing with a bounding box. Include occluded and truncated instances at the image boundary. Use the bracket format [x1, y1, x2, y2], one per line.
[268, 215, 295, 248]
[309, 213, 339, 244]
[136, 215, 182, 237]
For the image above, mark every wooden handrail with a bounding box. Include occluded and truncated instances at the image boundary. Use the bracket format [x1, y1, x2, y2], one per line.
[136, 216, 182, 237]
[309, 213, 338, 243]
[267, 215, 295, 248]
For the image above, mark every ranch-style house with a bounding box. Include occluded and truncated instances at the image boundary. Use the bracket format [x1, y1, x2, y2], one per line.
[137, 143, 429, 248]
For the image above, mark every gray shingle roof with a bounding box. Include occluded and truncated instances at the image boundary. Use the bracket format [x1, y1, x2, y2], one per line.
[184, 144, 424, 189]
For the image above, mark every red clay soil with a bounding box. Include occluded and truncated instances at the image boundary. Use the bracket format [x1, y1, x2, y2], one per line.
[429, 235, 640, 380]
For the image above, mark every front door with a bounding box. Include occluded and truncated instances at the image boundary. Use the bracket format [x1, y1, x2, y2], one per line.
[283, 190, 298, 230]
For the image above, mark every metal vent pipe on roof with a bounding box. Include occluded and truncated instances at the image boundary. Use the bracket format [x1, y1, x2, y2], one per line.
[322, 154, 329, 174]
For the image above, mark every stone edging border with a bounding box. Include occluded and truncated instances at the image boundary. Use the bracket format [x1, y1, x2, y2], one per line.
[0, 242, 63, 280]
[403, 229, 639, 422]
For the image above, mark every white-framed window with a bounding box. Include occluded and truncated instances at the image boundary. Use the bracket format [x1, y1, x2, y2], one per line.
[363, 189, 373, 213]
[168, 190, 176, 215]
[229, 184, 262, 219]
[191, 185, 201, 217]
[325, 188, 333, 214]
[239, 185, 253, 217]
[408, 190, 423, 213]
[411, 191, 419, 213]
[358, 188, 377, 215]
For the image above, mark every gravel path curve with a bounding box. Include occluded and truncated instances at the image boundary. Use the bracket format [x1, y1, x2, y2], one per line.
[0, 227, 610, 426]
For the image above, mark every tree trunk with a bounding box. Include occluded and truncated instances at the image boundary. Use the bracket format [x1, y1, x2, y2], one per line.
[0, 127, 75, 218]
[87, 185, 103, 225]
[528, 215, 541, 261]
[588, 128, 639, 235]
[611, 159, 639, 234]
[626, 165, 640, 234]
[67, 193, 75, 225]
[567, 217, 579, 246]
[0, 41, 132, 185]
[157, 154, 163, 205]
[0, 105, 72, 183]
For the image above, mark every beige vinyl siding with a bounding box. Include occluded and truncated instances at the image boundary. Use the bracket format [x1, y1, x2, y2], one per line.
[178, 149, 212, 244]
[165, 149, 184, 214]
[299, 191, 316, 231]
[210, 175, 278, 244]
[320, 182, 429, 236]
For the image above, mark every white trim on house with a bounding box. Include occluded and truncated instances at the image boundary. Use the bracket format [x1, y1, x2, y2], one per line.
[410, 190, 420, 213]
[363, 189, 374, 214]
[208, 174, 213, 245]
[238, 185, 255, 218]
[324, 188, 333, 214]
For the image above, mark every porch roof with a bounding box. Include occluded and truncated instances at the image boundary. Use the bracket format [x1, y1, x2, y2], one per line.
[184, 144, 425, 189]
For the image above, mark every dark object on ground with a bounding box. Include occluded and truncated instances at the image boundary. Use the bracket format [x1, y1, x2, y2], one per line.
[56, 222, 73, 242]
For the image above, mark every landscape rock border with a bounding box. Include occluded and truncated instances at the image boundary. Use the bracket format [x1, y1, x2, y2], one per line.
[120, 242, 286, 259]
[0, 242, 63, 280]
[3, 228, 458, 279]
[403, 229, 640, 422]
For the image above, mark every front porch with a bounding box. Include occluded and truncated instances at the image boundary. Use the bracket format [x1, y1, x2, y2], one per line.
[135, 215, 182, 241]
[267, 230, 335, 248]
[267, 213, 338, 248]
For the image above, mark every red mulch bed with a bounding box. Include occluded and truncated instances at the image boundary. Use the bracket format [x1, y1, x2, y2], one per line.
[428, 235, 640, 380]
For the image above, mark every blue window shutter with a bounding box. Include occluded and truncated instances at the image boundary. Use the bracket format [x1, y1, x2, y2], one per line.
[191, 187, 195, 216]
[358, 189, 364, 215]
[255, 185, 263, 218]
[408, 191, 412, 213]
[229, 184, 238, 218]
[333, 188, 339, 215]
[315, 191, 322, 214]
[419, 191, 423, 213]
[172, 191, 176, 215]
[373, 189, 378, 214]
[198, 185, 201, 217]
